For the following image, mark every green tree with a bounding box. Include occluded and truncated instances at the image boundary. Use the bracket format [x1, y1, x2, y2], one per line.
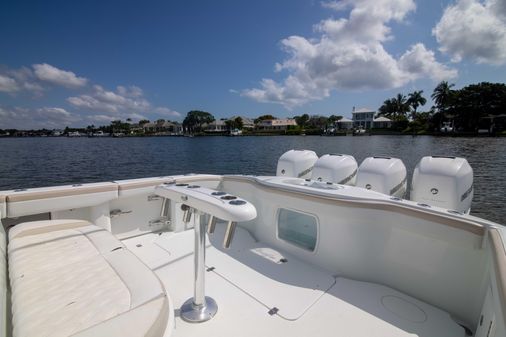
[307, 115, 329, 130]
[453, 82, 506, 132]
[328, 115, 343, 124]
[378, 94, 409, 120]
[378, 98, 396, 118]
[183, 110, 215, 133]
[225, 117, 244, 130]
[431, 81, 455, 114]
[254, 115, 277, 124]
[139, 119, 150, 126]
[294, 114, 309, 128]
[407, 90, 427, 118]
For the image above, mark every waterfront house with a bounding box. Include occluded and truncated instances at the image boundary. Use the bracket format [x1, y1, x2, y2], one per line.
[229, 116, 255, 129]
[205, 120, 227, 133]
[143, 121, 182, 134]
[372, 116, 392, 129]
[256, 118, 297, 130]
[129, 123, 144, 134]
[352, 108, 375, 129]
[337, 117, 353, 130]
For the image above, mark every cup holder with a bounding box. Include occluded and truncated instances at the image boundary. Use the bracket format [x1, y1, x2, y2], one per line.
[220, 195, 237, 200]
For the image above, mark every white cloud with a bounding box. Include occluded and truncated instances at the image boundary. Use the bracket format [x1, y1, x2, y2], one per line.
[0, 74, 19, 93]
[154, 107, 181, 118]
[0, 67, 44, 94]
[0, 64, 85, 94]
[399, 43, 457, 81]
[433, 0, 506, 65]
[68, 84, 180, 121]
[68, 85, 150, 113]
[33, 63, 88, 88]
[0, 106, 80, 129]
[242, 0, 456, 108]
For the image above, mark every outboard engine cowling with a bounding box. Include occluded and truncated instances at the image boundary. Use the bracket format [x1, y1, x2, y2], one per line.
[276, 150, 318, 179]
[411, 156, 473, 213]
[311, 154, 358, 185]
[356, 157, 407, 197]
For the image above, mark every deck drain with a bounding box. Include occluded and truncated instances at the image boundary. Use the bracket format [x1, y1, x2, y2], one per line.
[136, 244, 143, 248]
[206, 267, 215, 272]
[279, 258, 288, 263]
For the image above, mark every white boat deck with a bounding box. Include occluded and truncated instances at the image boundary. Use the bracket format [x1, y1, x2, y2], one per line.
[122, 224, 465, 337]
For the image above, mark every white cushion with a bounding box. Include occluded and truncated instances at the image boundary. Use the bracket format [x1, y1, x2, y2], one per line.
[8, 220, 170, 337]
[73, 296, 170, 337]
[9, 219, 92, 240]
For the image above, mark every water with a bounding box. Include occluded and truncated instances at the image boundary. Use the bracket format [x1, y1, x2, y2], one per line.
[0, 136, 504, 224]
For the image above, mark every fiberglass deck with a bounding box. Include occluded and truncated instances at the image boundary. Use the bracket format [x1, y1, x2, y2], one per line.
[123, 224, 465, 337]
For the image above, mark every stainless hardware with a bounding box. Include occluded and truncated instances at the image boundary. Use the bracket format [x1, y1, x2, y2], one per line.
[149, 217, 170, 227]
[182, 204, 192, 223]
[147, 195, 163, 201]
[180, 206, 218, 323]
[160, 198, 171, 219]
[109, 209, 132, 218]
[207, 216, 217, 234]
[223, 221, 237, 249]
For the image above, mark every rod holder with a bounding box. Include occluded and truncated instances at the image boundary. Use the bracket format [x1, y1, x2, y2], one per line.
[207, 216, 217, 234]
[180, 209, 218, 323]
[182, 204, 192, 223]
[223, 221, 237, 249]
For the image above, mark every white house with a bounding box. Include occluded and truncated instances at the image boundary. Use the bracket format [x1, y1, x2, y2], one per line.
[257, 118, 297, 130]
[229, 116, 255, 129]
[352, 108, 375, 129]
[337, 117, 353, 130]
[205, 120, 227, 132]
[372, 116, 392, 129]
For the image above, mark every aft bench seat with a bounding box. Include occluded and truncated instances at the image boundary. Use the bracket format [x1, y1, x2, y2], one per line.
[8, 220, 171, 337]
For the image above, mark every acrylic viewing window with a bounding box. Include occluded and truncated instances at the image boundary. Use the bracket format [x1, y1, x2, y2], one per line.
[277, 208, 317, 251]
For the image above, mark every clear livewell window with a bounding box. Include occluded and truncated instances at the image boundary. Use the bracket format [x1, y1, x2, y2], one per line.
[277, 208, 317, 251]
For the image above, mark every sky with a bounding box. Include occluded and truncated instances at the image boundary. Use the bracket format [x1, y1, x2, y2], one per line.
[0, 0, 505, 129]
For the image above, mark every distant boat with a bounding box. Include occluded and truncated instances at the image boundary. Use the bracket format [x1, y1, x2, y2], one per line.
[92, 131, 109, 137]
[229, 129, 242, 136]
[353, 127, 366, 136]
[440, 122, 453, 133]
[112, 132, 125, 138]
[67, 131, 82, 137]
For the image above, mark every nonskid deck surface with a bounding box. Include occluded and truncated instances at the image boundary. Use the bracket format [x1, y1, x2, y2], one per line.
[122, 225, 465, 337]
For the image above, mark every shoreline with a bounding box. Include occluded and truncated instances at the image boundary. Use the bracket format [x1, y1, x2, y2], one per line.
[1, 131, 505, 138]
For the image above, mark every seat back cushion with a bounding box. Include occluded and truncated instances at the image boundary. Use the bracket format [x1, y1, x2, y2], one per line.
[8, 220, 168, 337]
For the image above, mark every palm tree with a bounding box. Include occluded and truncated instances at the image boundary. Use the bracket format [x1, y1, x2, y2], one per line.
[407, 90, 427, 119]
[378, 99, 396, 118]
[392, 93, 410, 119]
[431, 81, 455, 113]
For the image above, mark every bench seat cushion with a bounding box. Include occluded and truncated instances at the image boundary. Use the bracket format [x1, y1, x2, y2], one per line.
[8, 220, 170, 337]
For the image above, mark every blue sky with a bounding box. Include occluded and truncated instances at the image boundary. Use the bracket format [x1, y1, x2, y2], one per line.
[1, 0, 505, 128]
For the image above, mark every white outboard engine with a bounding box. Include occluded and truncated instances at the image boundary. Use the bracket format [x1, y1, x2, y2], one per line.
[276, 150, 318, 179]
[311, 154, 358, 185]
[356, 157, 407, 197]
[411, 156, 473, 213]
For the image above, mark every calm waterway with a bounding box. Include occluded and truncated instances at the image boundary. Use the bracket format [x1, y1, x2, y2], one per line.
[0, 135, 504, 224]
